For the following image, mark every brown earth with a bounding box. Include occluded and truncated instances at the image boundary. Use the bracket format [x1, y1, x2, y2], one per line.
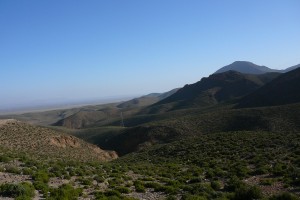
[0, 119, 117, 162]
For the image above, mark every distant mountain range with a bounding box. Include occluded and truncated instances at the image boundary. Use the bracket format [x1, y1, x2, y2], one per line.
[117, 88, 179, 109]
[214, 61, 299, 74]
[4, 60, 300, 130]
[51, 89, 179, 129]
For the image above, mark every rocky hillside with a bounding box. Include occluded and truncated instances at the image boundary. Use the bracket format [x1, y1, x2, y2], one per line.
[0, 119, 117, 161]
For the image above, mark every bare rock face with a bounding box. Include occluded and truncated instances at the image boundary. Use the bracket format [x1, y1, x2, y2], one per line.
[0, 119, 118, 162]
[50, 136, 81, 148]
[89, 145, 119, 160]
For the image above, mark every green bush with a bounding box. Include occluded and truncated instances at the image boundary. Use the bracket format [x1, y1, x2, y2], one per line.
[104, 189, 121, 197]
[144, 181, 162, 190]
[5, 165, 21, 174]
[77, 177, 93, 186]
[48, 184, 83, 200]
[211, 181, 222, 190]
[182, 194, 207, 200]
[225, 176, 245, 192]
[231, 185, 262, 200]
[0, 155, 10, 162]
[94, 175, 105, 183]
[22, 167, 33, 175]
[269, 192, 299, 200]
[33, 170, 49, 183]
[0, 182, 34, 198]
[33, 181, 49, 195]
[134, 181, 145, 192]
[161, 185, 177, 194]
[115, 186, 130, 194]
[260, 178, 273, 186]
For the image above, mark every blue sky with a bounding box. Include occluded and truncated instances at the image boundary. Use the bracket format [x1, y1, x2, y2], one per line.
[0, 0, 300, 110]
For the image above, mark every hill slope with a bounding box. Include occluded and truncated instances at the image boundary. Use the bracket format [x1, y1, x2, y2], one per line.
[151, 71, 279, 111]
[214, 61, 279, 74]
[284, 63, 300, 72]
[53, 106, 120, 129]
[0, 119, 117, 161]
[53, 89, 180, 129]
[72, 102, 300, 156]
[237, 67, 300, 108]
[117, 88, 179, 109]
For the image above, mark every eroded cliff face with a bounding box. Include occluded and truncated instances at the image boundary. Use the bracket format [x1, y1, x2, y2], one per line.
[0, 119, 118, 162]
[49, 135, 118, 161]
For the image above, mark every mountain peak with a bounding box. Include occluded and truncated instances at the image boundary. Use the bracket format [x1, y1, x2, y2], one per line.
[214, 61, 278, 74]
[232, 61, 254, 64]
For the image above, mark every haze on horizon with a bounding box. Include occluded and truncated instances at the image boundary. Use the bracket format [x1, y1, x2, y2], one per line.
[1, 0, 300, 111]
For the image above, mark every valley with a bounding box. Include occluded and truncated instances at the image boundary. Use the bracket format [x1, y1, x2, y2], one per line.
[1, 62, 300, 199]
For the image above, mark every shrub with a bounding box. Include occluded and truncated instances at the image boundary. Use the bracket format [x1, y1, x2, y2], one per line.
[33, 170, 49, 183]
[232, 185, 262, 200]
[188, 177, 200, 184]
[225, 176, 245, 192]
[104, 189, 121, 197]
[5, 165, 20, 174]
[77, 177, 93, 186]
[162, 185, 177, 194]
[144, 182, 161, 189]
[269, 192, 299, 200]
[94, 175, 105, 183]
[254, 165, 270, 175]
[115, 186, 130, 194]
[182, 194, 207, 200]
[134, 181, 145, 193]
[48, 184, 83, 200]
[22, 167, 33, 175]
[0, 155, 10, 162]
[33, 181, 49, 195]
[211, 181, 222, 190]
[260, 178, 273, 186]
[166, 195, 177, 200]
[273, 163, 287, 176]
[0, 182, 34, 198]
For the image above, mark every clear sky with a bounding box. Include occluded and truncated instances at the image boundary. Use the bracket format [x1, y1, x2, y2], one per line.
[1, 0, 300, 110]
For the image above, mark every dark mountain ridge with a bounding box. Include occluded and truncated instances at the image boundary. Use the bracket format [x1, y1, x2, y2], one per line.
[284, 63, 300, 72]
[237, 67, 300, 108]
[151, 70, 280, 111]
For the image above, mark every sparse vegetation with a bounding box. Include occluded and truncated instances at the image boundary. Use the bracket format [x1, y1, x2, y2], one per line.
[1, 69, 300, 199]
